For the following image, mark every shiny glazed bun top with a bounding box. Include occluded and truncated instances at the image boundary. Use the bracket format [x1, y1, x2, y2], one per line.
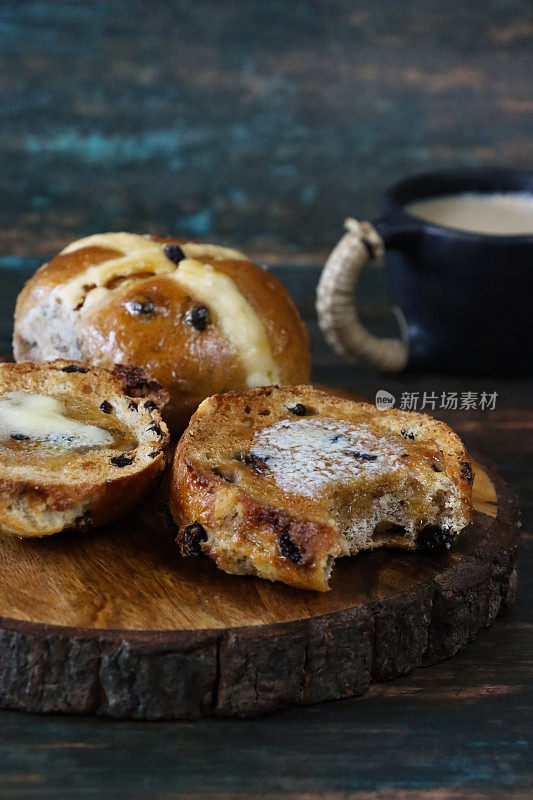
[14, 234, 311, 431]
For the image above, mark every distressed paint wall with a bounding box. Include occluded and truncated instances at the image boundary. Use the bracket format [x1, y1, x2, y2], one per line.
[0, 0, 531, 261]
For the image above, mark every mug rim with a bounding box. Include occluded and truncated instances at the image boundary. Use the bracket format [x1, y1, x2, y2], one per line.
[383, 166, 533, 243]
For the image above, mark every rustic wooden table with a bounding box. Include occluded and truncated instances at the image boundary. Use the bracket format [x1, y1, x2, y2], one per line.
[0, 1, 531, 796]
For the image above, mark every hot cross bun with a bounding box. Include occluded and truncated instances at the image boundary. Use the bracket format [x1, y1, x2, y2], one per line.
[170, 385, 474, 591]
[13, 234, 310, 431]
[0, 360, 169, 537]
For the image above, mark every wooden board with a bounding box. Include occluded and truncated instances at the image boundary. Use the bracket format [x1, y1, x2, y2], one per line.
[0, 452, 520, 720]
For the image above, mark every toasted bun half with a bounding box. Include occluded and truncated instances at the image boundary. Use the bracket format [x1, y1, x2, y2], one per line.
[170, 385, 474, 591]
[0, 360, 169, 537]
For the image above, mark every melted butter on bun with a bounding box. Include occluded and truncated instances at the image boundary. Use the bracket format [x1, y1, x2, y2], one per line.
[0, 392, 114, 448]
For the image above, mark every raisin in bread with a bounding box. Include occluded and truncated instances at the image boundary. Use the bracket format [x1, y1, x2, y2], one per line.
[0, 360, 169, 537]
[13, 233, 310, 432]
[170, 385, 474, 591]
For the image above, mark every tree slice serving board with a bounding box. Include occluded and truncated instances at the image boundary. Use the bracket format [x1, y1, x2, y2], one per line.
[0, 445, 520, 720]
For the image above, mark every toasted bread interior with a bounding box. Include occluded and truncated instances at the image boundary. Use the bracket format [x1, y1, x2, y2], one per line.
[173, 386, 474, 590]
[0, 392, 137, 469]
[248, 414, 461, 553]
[0, 360, 169, 537]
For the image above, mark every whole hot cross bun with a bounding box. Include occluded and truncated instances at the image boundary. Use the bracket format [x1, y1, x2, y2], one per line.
[14, 233, 311, 431]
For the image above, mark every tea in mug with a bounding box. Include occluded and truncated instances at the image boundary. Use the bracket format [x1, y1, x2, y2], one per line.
[405, 192, 533, 236]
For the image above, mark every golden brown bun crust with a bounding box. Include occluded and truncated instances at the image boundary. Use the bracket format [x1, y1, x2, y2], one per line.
[14, 236, 311, 432]
[170, 385, 474, 591]
[0, 359, 169, 537]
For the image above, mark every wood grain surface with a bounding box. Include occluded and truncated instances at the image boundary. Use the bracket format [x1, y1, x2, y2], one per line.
[0, 458, 498, 632]
[0, 454, 519, 720]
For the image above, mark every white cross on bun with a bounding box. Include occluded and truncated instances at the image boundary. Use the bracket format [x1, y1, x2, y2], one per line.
[13, 233, 311, 432]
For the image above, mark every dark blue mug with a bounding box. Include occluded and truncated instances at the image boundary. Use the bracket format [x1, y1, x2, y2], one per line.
[316, 168, 533, 377]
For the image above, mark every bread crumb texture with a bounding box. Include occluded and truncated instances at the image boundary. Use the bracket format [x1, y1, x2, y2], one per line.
[171, 386, 474, 591]
[0, 360, 169, 537]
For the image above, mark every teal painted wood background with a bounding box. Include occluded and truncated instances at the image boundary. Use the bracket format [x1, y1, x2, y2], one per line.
[0, 0, 531, 263]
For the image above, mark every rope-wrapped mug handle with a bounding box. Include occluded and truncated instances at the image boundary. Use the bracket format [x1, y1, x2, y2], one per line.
[316, 218, 408, 372]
